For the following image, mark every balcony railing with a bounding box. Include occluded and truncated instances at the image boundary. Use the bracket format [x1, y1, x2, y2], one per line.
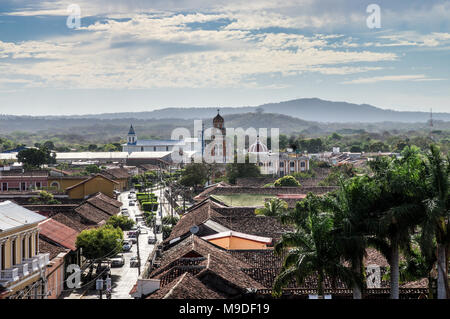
[0, 268, 19, 284]
[16, 263, 29, 278]
[37, 253, 50, 269]
[23, 257, 39, 273]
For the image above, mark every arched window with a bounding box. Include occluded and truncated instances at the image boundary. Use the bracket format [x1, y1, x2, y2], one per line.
[50, 182, 60, 190]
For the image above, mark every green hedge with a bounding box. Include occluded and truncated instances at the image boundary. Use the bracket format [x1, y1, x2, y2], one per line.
[142, 201, 158, 212]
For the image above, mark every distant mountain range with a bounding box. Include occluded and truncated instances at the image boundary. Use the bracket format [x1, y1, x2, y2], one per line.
[55, 98, 449, 123]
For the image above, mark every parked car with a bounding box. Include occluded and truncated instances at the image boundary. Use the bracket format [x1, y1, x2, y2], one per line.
[110, 254, 125, 267]
[130, 256, 140, 267]
[122, 211, 130, 217]
[147, 235, 157, 244]
[130, 190, 136, 194]
[122, 241, 132, 252]
[139, 227, 148, 234]
[129, 201, 135, 206]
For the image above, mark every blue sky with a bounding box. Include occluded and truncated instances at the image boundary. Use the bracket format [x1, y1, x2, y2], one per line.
[0, 0, 449, 115]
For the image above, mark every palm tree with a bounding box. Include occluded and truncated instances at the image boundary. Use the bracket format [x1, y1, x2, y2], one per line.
[271, 193, 357, 297]
[368, 146, 426, 299]
[421, 145, 449, 299]
[322, 176, 379, 299]
[255, 198, 288, 217]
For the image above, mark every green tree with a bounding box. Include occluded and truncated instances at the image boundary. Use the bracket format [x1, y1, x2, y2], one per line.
[17, 148, 50, 168]
[179, 163, 208, 187]
[162, 216, 179, 226]
[107, 215, 135, 231]
[85, 164, 101, 174]
[76, 225, 123, 261]
[272, 193, 356, 297]
[420, 145, 449, 299]
[273, 175, 301, 187]
[368, 146, 426, 299]
[226, 156, 261, 184]
[322, 176, 379, 298]
[255, 198, 288, 217]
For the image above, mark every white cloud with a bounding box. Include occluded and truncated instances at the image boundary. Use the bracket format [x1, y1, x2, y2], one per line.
[341, 74, 446, 84]
[0, 12, 398, 90]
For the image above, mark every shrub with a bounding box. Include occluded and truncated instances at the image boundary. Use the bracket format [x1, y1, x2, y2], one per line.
[273, 175, 301, 187]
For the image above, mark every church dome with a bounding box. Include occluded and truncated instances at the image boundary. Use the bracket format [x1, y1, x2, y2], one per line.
[213, 109, 224, 124]
[248, 137, 269, 153]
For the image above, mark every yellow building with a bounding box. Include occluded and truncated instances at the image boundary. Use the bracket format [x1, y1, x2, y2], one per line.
[201, 231, 272, 250]
[47, 176, 89, 192]
[0, 201, 50, 299]
[66, 174, 119, 199]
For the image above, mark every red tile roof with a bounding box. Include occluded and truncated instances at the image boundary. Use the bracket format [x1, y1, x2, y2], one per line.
[39, 218, 79, 251]
[276, 194, 307, 199]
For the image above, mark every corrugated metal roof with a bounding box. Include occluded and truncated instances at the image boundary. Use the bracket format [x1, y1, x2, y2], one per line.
[0, 201, 47, 232]
[39, 218, 78, 251]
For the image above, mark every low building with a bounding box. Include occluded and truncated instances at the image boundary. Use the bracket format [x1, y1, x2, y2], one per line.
[0, 201, 50, 299]
[278, 153, 310, 176]
[65, 174, 119, 199]
[47, 176, 89, 192]
[100, 167, 131, 191]
[122, 124, 185, 153]
[0, 170, 49, 191]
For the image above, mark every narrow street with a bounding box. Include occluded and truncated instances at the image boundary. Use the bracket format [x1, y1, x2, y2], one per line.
[109, 190, 157, 299]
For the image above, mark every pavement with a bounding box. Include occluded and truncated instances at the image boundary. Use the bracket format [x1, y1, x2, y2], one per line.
[61, 186, 179, 299]
[109, 190, 157, 299]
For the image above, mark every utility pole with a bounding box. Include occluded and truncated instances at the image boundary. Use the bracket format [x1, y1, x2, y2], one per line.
[136, 224, 141, 276]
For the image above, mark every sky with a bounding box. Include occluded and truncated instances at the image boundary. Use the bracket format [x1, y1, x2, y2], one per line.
[0, 0, 449, 115]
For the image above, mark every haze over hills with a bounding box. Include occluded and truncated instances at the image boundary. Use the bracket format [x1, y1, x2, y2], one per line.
[38, 98, 450, 123]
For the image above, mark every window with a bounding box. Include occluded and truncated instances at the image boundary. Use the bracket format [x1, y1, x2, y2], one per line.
[290, 162, 295, 167]
[22, 237, 26, 261]
[36, 182, 41, 189]
[21, 182, 27, 191]
[301, 162, 306, 167]
[1, 243, 5, 270]
[50, 182, 60, 190]
[166, 146, 169, 151]
[141, 146, 144, 151]
[35, 234, 39, 254]
[29, 236, 33, 258]
[12, 239, 16, 265]
[153, 146, 156, 151]
[280, 162, 284, 168]
[1, 183, 7, 191]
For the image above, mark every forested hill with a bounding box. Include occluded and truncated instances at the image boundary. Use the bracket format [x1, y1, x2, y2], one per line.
[38, 98, 450, 123]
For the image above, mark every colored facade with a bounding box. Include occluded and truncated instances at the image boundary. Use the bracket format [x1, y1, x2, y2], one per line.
[0, 171, 48, 192]
[278, 153, 310, 176]
[202, 231, 272, 250]
[66, 174, 119, 199]
[0, 201, 50, 299]
[47, 176, 89, 192]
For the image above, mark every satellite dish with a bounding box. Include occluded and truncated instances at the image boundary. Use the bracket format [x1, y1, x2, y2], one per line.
[190, 225, 199, 234]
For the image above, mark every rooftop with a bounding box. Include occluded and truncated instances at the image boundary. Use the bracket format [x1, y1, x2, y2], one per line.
[39, 218, 79, 251]
[0, 200, 47, 232]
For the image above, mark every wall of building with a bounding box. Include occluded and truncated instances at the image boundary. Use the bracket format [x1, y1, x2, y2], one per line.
[0, 223, 38, 269]
[207, 236, 268, 250]
[67, 176, 117, 199]
[0, 177, 48, 191]
[48, 177, 88, 191]
[45, 253, 66, 299]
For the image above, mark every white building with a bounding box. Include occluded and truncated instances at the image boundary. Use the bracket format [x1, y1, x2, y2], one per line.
[122, 125, 185, 153]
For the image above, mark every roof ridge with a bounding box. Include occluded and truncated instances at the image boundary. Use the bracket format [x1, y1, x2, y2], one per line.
[163, 272, 187, 299]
